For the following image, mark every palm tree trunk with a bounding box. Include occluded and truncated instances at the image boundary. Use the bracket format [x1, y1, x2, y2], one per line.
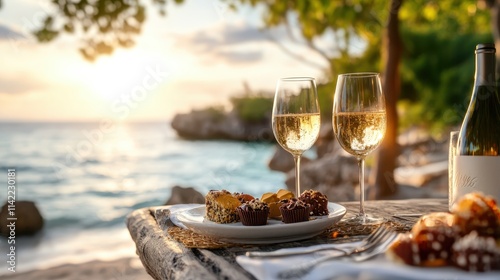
[369, 0, 403, 199]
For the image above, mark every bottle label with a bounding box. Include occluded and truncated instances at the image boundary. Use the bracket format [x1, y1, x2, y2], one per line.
[451, 156, 500, 207]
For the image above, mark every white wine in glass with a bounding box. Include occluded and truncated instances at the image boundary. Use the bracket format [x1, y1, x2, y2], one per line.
[333, 73, 386, 224]
[272, 77, 320, 197]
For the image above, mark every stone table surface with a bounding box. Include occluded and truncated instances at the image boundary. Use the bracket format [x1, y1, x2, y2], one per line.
[126, 199, 448, 280]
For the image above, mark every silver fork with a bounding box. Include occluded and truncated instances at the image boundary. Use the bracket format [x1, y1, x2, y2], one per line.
[246, 224, 390, 259]
[276, 227, 398, 280]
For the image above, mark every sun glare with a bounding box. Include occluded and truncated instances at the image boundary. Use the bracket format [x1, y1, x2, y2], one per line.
[88, 51, 158, 101]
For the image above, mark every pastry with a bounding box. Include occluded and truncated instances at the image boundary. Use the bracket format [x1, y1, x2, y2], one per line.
[451, 192, 500, 237]
[279, 198, 310, 224]
[261, 189, 294, 219]
[299, 189, 329, 216]
[205, 190, 241, 224]
[386, 212, 459, 267]
[386, 233, 417, 266]
[276, 189, 294, 200]
[261, 192, 281, 218]
[233, 192, 255, 203]
[451, 231, 500, 272]
[387, 193, 500, 271]
[237, 199, 269, 226]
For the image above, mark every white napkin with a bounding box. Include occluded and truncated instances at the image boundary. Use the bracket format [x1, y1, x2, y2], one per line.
[236, 244, 500, 280]
[166, 203, 202, 229]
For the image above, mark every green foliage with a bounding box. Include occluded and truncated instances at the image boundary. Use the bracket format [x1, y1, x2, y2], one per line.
[230, 93, 274, 123]
[399, 29, 493, 133]
[199, 106, 226, 123]
[32, 0, 174, 61]
[400, 0, 490, 34]
[316, 82, 334, 122]
[395, 0, 491, 132]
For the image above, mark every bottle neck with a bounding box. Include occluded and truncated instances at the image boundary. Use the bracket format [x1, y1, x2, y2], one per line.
[475, 50, 496, 87]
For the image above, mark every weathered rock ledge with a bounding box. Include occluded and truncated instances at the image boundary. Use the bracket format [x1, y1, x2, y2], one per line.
[171, 110, 273, 141]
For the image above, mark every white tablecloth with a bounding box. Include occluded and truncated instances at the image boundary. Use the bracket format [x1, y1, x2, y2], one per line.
[236, 244, 500, 280]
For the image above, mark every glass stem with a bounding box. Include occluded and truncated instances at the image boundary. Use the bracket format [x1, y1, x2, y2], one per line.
[293, 155, 301, 197]
[358, 158, 366, 217]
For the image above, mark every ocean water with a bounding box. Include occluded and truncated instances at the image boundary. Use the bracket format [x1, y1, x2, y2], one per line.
[0, 122, 285, 273]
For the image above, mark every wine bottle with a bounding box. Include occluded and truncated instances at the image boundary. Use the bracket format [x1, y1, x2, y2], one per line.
[452, 43, 500, 205]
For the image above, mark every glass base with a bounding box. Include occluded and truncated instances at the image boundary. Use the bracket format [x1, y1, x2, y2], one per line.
[344, 213, 385, 225]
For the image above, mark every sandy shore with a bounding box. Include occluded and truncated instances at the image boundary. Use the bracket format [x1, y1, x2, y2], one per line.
[1, 256, 152, 280]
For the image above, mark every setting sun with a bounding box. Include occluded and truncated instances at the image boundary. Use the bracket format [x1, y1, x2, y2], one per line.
[87, 51, 161, 101]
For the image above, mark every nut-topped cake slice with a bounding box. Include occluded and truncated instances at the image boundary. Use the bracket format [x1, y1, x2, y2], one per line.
[205, 190, 241, 224]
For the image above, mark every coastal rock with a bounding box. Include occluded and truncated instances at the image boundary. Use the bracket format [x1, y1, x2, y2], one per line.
[395, 161, 448, 187]
[312, 182, 355, 202]
[316, 123, 335, 158]
[171, 110, 273, 141]
[285, 153, 358, 200]
[165, 186, 204, 205]
[267, 146, 311, 172]
[0, 201, 44, 236]
[398, 128, 448, 167]
[397, 126, 434, 147]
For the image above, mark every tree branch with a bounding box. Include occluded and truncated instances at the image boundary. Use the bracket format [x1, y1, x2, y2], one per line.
[284, 14, 299, 43]
[305, 39, 332, 66]
[282, 14, 332, 70]
[262, 29, 327, 70]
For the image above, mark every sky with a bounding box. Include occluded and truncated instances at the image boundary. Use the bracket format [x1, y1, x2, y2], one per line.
[0, 0, 330, 122]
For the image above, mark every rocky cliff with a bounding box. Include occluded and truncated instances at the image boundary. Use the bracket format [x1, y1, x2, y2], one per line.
[171, 109, 273, 141]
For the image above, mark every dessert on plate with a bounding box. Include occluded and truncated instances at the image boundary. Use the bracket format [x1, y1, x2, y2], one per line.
[237, 199, 270, 226]
[276, 189, 294, 200]
[386, 212, 459, 267]
[451, 192, 500, 237]
[299, 189, 329, 216]
[233, 192, 255, 203]
[386, 192, 500, 272]
[280, 198, 311, 224]
[261, 189, 294, 219]
[451, 231, 500, 272]
[205, 190, 241, 224]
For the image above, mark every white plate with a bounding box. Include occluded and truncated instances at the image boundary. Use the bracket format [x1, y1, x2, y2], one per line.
[175, 202, 346, 244]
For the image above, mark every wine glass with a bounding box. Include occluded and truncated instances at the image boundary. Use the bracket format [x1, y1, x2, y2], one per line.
[272, 77, 321, 197]
[332, 73, 387, 224]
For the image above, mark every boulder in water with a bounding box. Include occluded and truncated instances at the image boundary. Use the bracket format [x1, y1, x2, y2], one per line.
[165, 186, 204, 205]
[268, 146, 311, 173]
[171, 110, 273, 141]
[0, 201, 44, 236]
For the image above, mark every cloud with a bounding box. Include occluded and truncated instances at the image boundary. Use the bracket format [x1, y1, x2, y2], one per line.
[191, 25, 271, 47]
[214, 50, 263, 63]
[0, 75, 44, 95]
[0, 24, 25, 40]
[175, 24, 285, 64]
